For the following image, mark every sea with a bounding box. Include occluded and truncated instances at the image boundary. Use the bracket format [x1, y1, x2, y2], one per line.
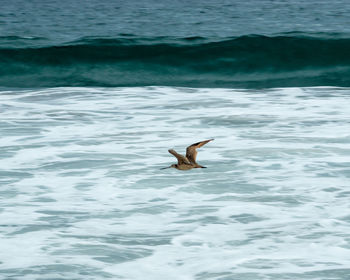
[1, 1, 350, 279]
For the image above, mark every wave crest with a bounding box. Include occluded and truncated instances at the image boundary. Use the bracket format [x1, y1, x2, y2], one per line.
[1, 35, 350, 87]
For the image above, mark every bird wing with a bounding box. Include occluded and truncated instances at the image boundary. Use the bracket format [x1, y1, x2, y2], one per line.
[168, 149, 191, 165]
[186, 139, 214, 164]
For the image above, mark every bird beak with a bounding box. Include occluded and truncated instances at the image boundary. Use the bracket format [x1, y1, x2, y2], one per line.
[160, 166, 171, 170]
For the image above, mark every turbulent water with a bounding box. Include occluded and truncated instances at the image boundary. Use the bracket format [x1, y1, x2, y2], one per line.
[1, 87, 350, 279]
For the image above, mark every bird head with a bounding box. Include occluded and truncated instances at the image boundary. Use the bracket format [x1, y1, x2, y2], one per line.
[160, 164, 177, 170]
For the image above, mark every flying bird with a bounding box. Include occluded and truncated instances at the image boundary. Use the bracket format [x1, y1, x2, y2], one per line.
[161, 139, 214, 170]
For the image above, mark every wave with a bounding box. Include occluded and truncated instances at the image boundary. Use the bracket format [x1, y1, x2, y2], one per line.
[1, 34, 350, 88]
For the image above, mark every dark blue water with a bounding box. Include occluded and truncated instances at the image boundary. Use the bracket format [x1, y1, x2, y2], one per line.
[1, 0, 350, 88]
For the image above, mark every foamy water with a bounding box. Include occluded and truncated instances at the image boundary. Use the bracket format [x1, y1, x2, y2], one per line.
[1, 87, 350, 279]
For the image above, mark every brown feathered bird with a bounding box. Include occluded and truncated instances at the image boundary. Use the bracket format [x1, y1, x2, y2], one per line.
[161, 139, 214, 170]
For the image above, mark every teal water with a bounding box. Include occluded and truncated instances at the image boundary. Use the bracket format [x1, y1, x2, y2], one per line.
[1, 87, 350, 279]
[2, 35, 350, 88]
[1, 0, 350, 87]
[2, 0, 350, 43]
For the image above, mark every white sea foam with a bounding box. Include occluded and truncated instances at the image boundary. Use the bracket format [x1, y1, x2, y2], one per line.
[0, 87, 350, 279]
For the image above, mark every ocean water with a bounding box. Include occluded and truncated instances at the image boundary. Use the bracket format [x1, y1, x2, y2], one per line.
[1, 0, 350, 279]
[1, 87, 350, 279]
[1, 0, 350, 88]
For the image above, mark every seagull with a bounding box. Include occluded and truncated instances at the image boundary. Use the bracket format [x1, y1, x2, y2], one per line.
[161, 139, 214, 170]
